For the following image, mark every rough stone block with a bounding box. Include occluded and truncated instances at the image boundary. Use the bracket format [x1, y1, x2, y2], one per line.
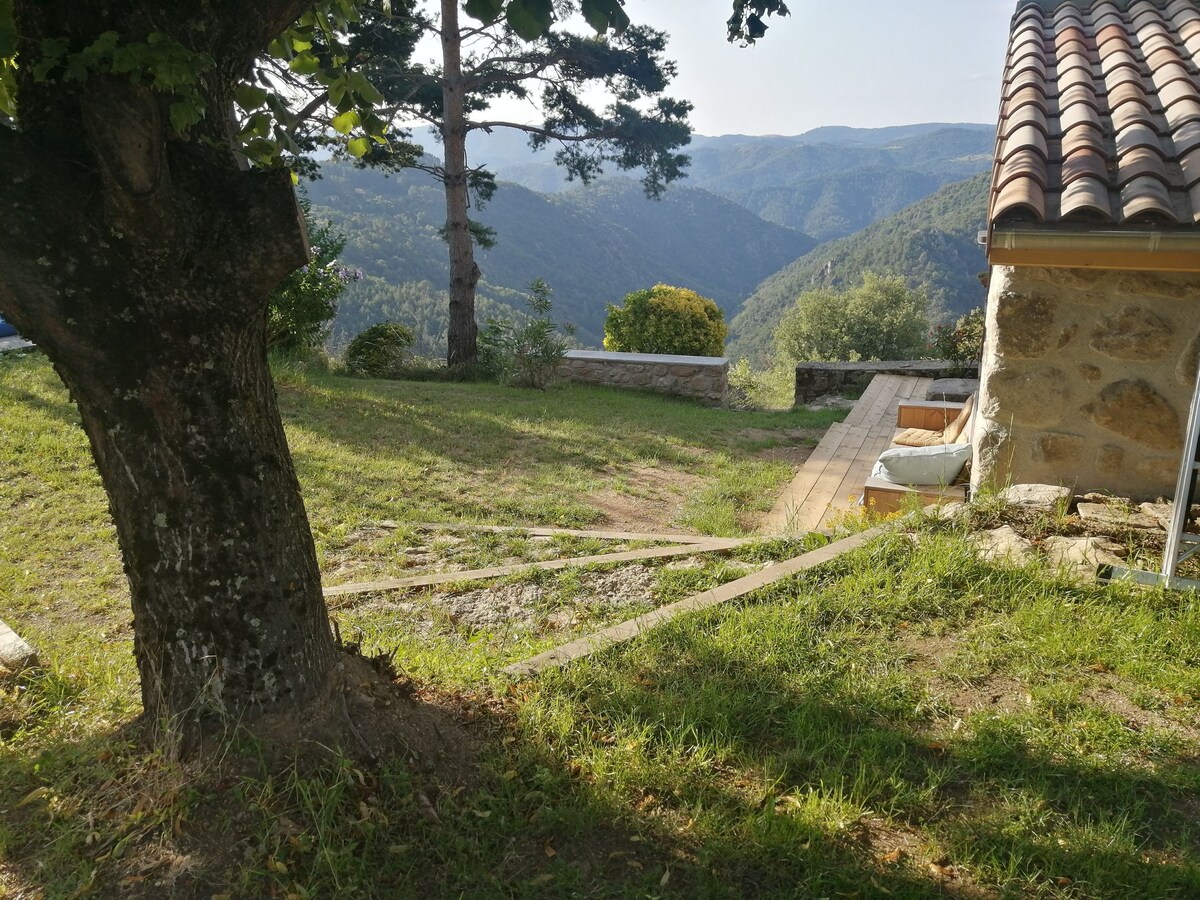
[1082, 379, 1181, 451]
[1076, 502, 1161, 530]
[985, 366, 1069, 427]
[1090, 306, 1174, 360]
[1000, 483, 1072, 510]
[1178, 331, 1200, 387]
[1033, 432, 1086, 464]
[926, 378, 979, 402]
[0, 619, 37, 672]
[974, 525, 1035, 564]
[1043, 535, 1127, 582]
[1135, 455, 1178, 483]
[1096, 445, 1126, 475]
[995, 291, 1059, 358]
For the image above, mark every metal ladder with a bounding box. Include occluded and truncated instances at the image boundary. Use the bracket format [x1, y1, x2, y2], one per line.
[1111, 363, 1200, 590]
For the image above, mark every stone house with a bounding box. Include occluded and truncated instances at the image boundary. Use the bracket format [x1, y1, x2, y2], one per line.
[975, 0, 1200, 500]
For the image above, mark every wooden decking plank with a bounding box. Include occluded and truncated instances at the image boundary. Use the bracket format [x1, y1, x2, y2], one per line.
[409, 522, 727, 545]
[766, 375, 937, 533]
[323, 539, 745, 599]
[844, 374, 904, 426]
[790, 424, 879, 531]
[761, 423, 854, 530]
[504, 522, 893, 677]
[818, 423, 897, 527]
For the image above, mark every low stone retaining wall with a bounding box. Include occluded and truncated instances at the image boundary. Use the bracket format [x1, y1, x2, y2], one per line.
[794, 360, 979, 405]
[558, 350, 728, 405]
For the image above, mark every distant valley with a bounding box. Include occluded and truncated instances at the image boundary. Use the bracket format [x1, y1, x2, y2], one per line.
[307, 123, 995, 358]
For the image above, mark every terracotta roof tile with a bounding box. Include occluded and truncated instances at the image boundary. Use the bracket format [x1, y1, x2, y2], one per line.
[991, 0, 1200, 228]
[1063, 146, 1112, 180]
[1062, 174, 1115, 217]
[1120, 173, 1180, 219]
[1179, 143, 1200, 181]
[1175, 117, 1200, 151]
[1118, 143, 1172, 181]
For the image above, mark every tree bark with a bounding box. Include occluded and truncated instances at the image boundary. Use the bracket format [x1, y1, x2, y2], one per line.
[0, 1, 338, 750]
[440, 0, 480, 368]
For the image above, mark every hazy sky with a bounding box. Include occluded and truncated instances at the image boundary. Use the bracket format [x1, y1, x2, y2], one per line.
[620, 0, 1019, 134]
[459, 0, 1018, 136]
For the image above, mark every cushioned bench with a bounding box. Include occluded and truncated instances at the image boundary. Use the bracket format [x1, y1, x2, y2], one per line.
[861, 396, 973, 516]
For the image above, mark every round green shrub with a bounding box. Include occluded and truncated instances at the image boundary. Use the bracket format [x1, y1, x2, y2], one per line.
[603, 284, 727, 357]
[344, 322, 415, 378]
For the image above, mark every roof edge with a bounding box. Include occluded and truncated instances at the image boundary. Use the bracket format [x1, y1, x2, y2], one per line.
[989, 224, 1200, 272]
[1013, 0, 1146, 13]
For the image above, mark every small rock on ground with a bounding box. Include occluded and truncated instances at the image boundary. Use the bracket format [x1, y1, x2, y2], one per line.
[1043, 535, 1127, 582]
[1076, 502, 1162, 531]
[1000, 483, 1072, 511]
[973, 526, 1035, 564]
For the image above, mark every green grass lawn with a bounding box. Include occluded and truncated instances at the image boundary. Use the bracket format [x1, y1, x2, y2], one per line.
[3, 352, 1200, 898]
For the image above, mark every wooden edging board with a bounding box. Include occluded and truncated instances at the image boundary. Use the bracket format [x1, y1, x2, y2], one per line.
[409, 522, 733, 545]
[503, 522, 893, 677]
[323, 538, 746, 600]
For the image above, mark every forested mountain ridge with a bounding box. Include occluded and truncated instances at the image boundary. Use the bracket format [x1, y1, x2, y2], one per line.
[727, 172, 992, 364]
[455, 123, 996, 241]
[306, 161, 816, 351]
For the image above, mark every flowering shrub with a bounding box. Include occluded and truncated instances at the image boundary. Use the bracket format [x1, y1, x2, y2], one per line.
[267, 199, 361, 354]
[604, 284, 726, 357]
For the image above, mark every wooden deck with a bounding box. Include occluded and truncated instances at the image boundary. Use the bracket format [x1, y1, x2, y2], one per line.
[762, 374, 933, 533]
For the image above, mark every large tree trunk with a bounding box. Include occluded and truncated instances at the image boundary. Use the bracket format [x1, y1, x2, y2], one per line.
[0, 1, 338, 750]
[440, 0, 480, 368]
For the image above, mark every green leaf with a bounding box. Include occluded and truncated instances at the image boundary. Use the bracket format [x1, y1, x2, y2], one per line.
[234, 84, 270, 110]
[169, 98, 204, 133]
[581, 0, 630, 34]
[347, 72, 383, 106]
[330, 109, 359, 135]
[463, 0, 504, 25]
[505, 0, 554, 40]
[288, 51, 320, 75]
[291, 37, 313, 52]
[347, 136, 370, 159]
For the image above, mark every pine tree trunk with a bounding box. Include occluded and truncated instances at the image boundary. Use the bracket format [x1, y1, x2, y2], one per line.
[440, 0, 480, 368]
[0, 1, 339, 751]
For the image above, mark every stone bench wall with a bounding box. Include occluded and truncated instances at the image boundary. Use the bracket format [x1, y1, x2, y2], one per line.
[793, 360, 979, 405]
[558, 350, 728, 405]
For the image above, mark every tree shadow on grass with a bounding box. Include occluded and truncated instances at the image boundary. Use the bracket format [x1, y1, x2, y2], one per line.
[0, 650, 1020, 900]
[529, 622, 1200, 898]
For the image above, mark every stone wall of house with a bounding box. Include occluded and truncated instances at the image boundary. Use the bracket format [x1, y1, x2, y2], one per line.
[793, 360, 979, 405]
[973, 265, 1200, 500]
[557, 349, 728, 405]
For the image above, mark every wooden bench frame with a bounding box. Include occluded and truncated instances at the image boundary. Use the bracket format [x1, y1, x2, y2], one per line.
[861, 399, 971, 516]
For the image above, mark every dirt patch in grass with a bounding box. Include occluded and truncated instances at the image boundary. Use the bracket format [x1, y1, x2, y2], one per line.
[351, 566, 659, 637]
[586, 465, 707, 534]
[847, 816, 996, 899]
[734, 426, 828, 445]
[751, 444, 813, 467]
[902, 632, 1031, 718]
[1082, 675, 1200, 748]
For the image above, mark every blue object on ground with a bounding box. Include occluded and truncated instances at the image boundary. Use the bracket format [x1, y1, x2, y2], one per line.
[0, 317, 16, 338]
